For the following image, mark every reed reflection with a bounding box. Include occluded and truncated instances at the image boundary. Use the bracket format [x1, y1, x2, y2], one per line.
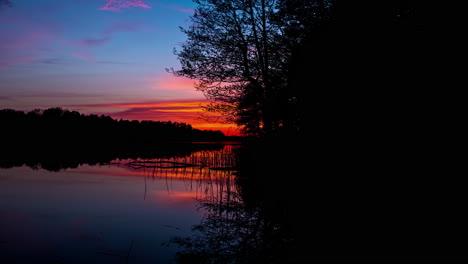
[0, 143, 225, 171]
[165, 145, 293, 264]
[116, 144, 241, 204]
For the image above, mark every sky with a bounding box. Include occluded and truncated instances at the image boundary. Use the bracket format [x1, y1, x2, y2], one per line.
[0, 0, 239, 135]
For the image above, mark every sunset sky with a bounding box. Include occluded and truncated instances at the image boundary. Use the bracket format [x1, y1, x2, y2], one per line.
[0, 0, 239, 135]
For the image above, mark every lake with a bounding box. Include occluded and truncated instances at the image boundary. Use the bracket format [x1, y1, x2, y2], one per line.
[0, 143, 242, 264]
[3, 139, 453, 262]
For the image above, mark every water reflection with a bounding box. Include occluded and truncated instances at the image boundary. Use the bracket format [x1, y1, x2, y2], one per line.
[0, 143, 242, 263]
[165, 146, 293, 264]
[0, 143, 225, 171]
[168, 184, 273, 264]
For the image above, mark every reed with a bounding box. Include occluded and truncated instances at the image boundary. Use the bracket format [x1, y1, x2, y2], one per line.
[110, 144, 243, 206]
[114, 144, 241, 174]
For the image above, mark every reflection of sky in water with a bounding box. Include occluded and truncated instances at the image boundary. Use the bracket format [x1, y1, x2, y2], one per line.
[0, 159, 234, 263]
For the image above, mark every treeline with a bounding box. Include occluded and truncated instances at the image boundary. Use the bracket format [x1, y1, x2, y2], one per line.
[0, 107, 226, 149]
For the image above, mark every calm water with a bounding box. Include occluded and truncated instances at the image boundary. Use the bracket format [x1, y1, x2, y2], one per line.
[0, 143, 241, 264]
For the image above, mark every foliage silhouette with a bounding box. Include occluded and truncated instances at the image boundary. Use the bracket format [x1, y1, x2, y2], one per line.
[244, 0, 466, 261]
[170, 0, 332, 136]
[169, 0, 467, 262]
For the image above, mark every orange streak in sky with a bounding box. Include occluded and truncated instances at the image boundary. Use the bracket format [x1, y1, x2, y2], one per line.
[87, 99, 241, 136]
[108, 101, 205, 108]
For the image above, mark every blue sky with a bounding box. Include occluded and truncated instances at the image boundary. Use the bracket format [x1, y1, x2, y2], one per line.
[0, 0, 239, 133]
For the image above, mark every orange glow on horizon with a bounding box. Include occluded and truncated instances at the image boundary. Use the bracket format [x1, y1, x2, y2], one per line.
[108, 101, 204, 108]
[83, 99, 241, 136]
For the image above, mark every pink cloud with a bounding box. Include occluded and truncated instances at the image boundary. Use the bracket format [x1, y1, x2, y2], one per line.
[99, 0, 151, 12]
[166, 5, 194, 14]
[72, 51, 95, 62]
[148, 75, 196, 91]
[0, 14, 60, 68]
[0, 31, 54, 50]
[0, 30, 57, 62]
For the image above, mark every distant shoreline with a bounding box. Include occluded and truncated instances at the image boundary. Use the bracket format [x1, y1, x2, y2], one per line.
[1, 107, 244, 145]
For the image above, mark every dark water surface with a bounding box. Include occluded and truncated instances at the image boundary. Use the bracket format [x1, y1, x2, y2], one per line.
[0, 143, 241, 264]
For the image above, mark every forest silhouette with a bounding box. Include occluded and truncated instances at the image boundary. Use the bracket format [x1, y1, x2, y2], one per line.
[169, 0, 466, 262]
[0, 107, 232, 170]
[0, 107, 226, 146]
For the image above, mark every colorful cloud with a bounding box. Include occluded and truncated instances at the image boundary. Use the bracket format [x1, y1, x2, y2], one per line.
[69, 99, 240, 135]
[72, 51, 95, 62]
[83, 99, 207, 123]
[103, 22, 144, 35]
[165, 5, 194, 14]
[78, 36, 111, 46]
[99, 0, 151, 12]
[148, 74, 197, 92]
[0, 25, 58, 67]
[0, 30, 55, 50]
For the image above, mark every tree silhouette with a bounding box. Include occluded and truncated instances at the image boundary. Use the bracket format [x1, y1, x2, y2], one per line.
[167, 1, 468, 261]
[240, 1, 468, 260]
[171, 0, 330, 136]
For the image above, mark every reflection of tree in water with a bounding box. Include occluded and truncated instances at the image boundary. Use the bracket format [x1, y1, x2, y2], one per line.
[167, 156, 291, 264]
[0, 143, 225, 171]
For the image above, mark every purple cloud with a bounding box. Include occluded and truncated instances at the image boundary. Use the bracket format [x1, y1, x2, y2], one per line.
[96, 60, 132, 65]
[0, 0, 13, 8]
[0, 13, 61, 68]
[72, 22, 144, 48]
[37, 58, 65, 65]
[79, 35, 111, 46]
[72, 51, 96, 62]
[0, 57, 38, 68]
[99, 0, 151, 12]
[103, 22, 143, 35]
[0, 30, 56, 51]
[69, 22, 145, 62]
[22, 92, 107, 98]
